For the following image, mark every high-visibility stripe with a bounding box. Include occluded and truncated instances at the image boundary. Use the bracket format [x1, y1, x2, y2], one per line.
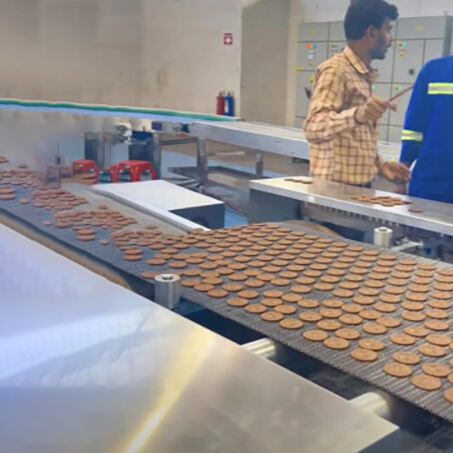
[401, 129, 423, 142]
[428, 83, 453, 95]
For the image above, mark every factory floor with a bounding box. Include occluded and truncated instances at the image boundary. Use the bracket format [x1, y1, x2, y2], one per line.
[160, 140, 401, 228]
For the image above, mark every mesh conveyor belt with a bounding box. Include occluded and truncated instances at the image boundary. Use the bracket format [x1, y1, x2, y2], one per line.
[2, 186, 453, 424]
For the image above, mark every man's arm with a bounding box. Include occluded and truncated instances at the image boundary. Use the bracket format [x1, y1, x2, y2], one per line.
[400, 65, 429, 167]
[303, 66, 357, 144]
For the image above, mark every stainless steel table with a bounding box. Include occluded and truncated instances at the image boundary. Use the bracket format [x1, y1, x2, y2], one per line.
[250, 177, 453, 237]
[0, 224, 398, 453]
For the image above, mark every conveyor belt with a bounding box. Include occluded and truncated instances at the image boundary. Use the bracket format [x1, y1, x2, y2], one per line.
[1, 187, 453, 424]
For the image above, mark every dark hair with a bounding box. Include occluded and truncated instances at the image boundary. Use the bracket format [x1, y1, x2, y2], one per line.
[344, 0, 398, 40]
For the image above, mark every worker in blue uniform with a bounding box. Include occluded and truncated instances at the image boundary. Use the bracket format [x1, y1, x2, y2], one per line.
[400, 56, 453, 203]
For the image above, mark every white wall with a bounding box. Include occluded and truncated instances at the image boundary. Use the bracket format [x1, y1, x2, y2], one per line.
[0, 0, 242, 114]
[241, 0, 290, 125]
[286, 0, 453, 125]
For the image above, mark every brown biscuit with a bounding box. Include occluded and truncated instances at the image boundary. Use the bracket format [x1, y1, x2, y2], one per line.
[363, 323, 388, 335]
[77, 234, 95, 241]
[262, 298, 283, 307]
[422, 363, 450, 378]
[391, 334, 417, 346]
[413, 277, 432, 285]
[336, 328, 360, 340]
[326, 269, 346, 277]
[351, 348, 378, 362]
[439, 268, 453, 276]
[359, 287, 380, 297]
[281, 293, 302, 303]
[342, 303, 362, 313]
[256, 273, 274, 282]
[402, 311, 426, 322]
[299, 312, 322, 322]
[412, 374, 442, 391]
[419, 344, 446, 358]
[291, 285, 312, 294]
[333, 289, 354, 299]
[217, 267, 234, 276]
[227, 297, 249, 307]
[169, 261, 187, 269]
[320, 309, 342, 319]
[430, 291, 452, 300]
[141, 271, 157, 280]
[303, 330, 329, 342]
[406, 292, 428, 302]
[245, 279, 265, 288]
[321, 275, 341, 284]
[296, 276, 316, 285]
[124, 254, 143, 262]
[99, 239, 109, 246]
[364, 280, 385, 289]
[402, 301, 425, 311]
[181, 279, 200, 288]
[324, 337, 350, 350]
[425, 320, 449, 331]
[428, 299, 451, 309]
[384, 363, 413, 378]
[298, 299, 320, 309]
[353, 296, 375, 306]
[275, 304, 297, 315]
[426, 334, 452, 346]
[261, 311, 284, 322]
[339, 281, 360, 290]
[377, 317, 401, 328]
[404, 327, 429, 338]
[435, 275, 453, 283]
[387, 278, 408, 287]
[271, 278, 291, 287]
[444, 389, 453, 403]
[19, 198, 29, 204]
[393, 351, 421, 365]
[359, 310, 381, 321]
[194, 284, 215, 292]
[385, 286, 406, 295]
[245, 303, 268, 314]
[359, 339, 386, 351]
[344, 274, 364, 282]
[368, 272, 388, 281]
[244, 269, 261, 276]
[317, 320, 341, 331]
[208, 289, 229, 298]
[229, 273, 248, 281]
[238, 290, 259, 300]
[426, 309, 449, 320]
[375, 303, 396, 313]
[279, 319, 304, 330]
[262, 289, 283, 298]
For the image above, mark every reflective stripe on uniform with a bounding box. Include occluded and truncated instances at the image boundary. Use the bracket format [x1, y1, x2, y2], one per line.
[401, 129, 423, 142]
[428, 83, 453, 95]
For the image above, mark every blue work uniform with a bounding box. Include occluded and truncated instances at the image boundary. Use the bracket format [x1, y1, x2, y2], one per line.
[400, 56, 453, 203]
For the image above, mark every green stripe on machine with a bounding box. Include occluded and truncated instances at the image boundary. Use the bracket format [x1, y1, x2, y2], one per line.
[428, 83, 453, 95]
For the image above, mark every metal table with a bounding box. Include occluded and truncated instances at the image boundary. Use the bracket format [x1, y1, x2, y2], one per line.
[92, 180, 225, 229]
[249, 177, 453, 237]
[0, 224, 398, 453]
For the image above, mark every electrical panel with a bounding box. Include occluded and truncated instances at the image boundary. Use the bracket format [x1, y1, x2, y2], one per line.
[295, 16, 452, 142]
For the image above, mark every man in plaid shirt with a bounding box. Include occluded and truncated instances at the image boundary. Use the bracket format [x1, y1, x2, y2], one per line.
[304, 0, 410, 187]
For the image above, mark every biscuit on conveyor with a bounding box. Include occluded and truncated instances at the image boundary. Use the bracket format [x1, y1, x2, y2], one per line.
[263, 289, 284, 298]
[181, 279, 200, 288]
[393, 352, 421, 365]
[298, 299, 320, 309]
[390, 334, 416, 346]
[245, 303, 267, 314]
[426, 309, 449, 320]
[444, 389, 453, 404]
[321, 309, 342, 319]
[404, 327, 429, 338]
[227, 297, 249, 307]
[375, 303, 396, 313]
[299, 312, 322, 322]
[351, 348, 379, 362]
[422, 363, 450, 378]
[256, 273, 274, 282]
[333, 289, 354, 299]
[261, 311, 284, 322]
[342, 304, 362, 314]
[402, 311, 426, 322]
[384, 363, 413, 378]
[19, 198, 29, 204]
[336, 328, 360, 340]
[281, 293, 302, 303]
[314, 282, 334, 291]
[317, 320, 341, 331]
[358, 339, 385, 351]
[194, 283, 215, 292]
[425, 320, 449, 331]
[238, 290, 259, 300]
[244, 268, 261, 276]
[426, 334, 451, 346]
[412, 374, 442, 391]
[279, 319, 304, 330]
[223, 283, 243, 292]
[322, 299, 343, 308]
[419, 344, 446, 358]
[303, 330, 328, 342]
[229, 273, 248, 281]
[203, 277, 223, 286]
[353, 296, 375, 306]
[262, 298, 283, 307]
[359, 310, 381, 321]
[324, 337, 350, 350]
[275, 304, 297, 315]
[363, 323, 387, 335]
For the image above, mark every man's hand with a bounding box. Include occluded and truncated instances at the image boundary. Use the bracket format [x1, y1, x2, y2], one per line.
[380, 161, 411, 183]
[355, 96, 397, 124]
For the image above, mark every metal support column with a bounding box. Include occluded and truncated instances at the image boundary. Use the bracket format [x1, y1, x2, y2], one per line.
[255, 151, 264, 178]
[197, 138, 208, 192]
[152, 133, 162, 179]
